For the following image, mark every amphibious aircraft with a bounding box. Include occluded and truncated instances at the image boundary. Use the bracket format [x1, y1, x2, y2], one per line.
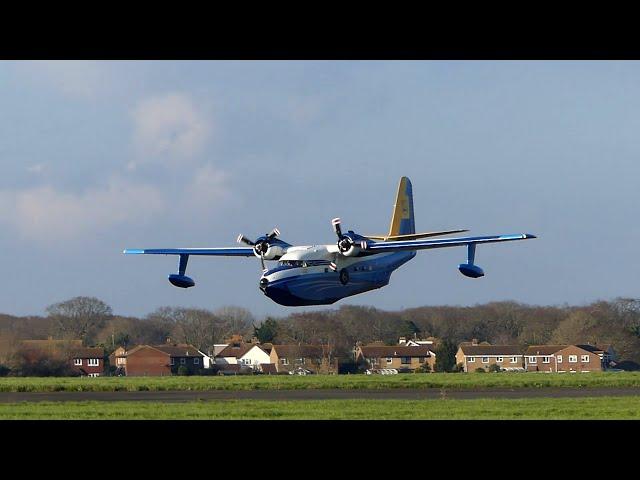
[124, 177, 536, 306]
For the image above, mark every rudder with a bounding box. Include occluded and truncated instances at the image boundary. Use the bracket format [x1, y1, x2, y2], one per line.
[388, 176, 415, 236]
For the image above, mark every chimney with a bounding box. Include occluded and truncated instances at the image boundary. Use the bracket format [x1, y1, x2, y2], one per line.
[472, 338, 479, 346]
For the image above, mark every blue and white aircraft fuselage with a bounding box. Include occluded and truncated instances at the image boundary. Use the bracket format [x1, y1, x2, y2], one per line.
[124, 177, 536, 307]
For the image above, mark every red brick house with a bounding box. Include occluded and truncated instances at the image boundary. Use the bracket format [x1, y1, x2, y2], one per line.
[269, 344, 339, 374]
[356, 344, 436, 372]
[71, 347, 106, 377]
[525, 344, 614, 372]
[120, 344, 204, 376]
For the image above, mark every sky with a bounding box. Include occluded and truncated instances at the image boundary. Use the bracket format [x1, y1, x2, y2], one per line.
[0, 60, 638, 319]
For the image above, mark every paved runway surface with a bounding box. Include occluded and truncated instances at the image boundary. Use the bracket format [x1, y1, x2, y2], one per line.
[1, 388, 640, 403]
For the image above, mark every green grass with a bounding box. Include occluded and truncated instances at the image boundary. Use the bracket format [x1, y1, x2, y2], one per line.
[2, 396, 640, 419]
[2, 372, 640, 392]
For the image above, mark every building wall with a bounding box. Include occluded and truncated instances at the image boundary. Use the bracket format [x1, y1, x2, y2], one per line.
[461, 355, 524, 372]
[238, 346, 270, 369]
[126, 348, 171, 376]
[169, 356, 202, 374]
[524, 355, 558, 372]
[270, 350, 338, 374]
[555, 346, 602, 372]
[71, 358, 105, 376]
[365, 355, 435, 371]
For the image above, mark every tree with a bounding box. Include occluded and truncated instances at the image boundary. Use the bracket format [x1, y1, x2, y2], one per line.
[214, 306, 255, 340]
[46, 297, 113, 345]
[147, 307, 222, 353]
[434, 339, 458, 372]
[254, 317, 279, 344]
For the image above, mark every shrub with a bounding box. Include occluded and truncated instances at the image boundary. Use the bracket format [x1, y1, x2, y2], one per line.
[488, 364, 502, 373]
[177, 365, 190, 376]
[474, 367, 486, 373]
[0, 364, 9, 377]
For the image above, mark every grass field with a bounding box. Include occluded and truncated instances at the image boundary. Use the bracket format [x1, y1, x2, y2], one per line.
[2, 372, 640, 392]
[2, 396, 640, 419]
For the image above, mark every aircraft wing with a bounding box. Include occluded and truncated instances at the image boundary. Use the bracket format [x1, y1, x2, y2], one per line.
[123, 247, 255, 257]
[363, 233, 536, 253]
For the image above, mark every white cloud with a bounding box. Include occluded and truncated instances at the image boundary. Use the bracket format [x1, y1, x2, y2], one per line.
[130, 92, 211, 169]
[27, 164, 46, 175]
[0, 178, 164, 243]
[15, 60, 114, 100]
[188, 163, 231, 207]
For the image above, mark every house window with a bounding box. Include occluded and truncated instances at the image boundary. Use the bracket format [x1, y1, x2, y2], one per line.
[529, 356, 537, 364]
[194, 358, 200, 365]
[497, 357, 504, 363]
[87, 373, 100, 378]
[280, 358, 289, 365]
[87, 358, 99, 367]
[542, 356, 550, 364]
[74, 358, 82, 366]
[482, 357, 489, 363]
[296, 358, 305, 364]
[569, 355, 577, 363]
[511, 357, 518, 363]
[180, 358, 186, 365]
[468, 356, 475, 363]
[557, 355, 563, 363]
[386, 357, 393, 364]
[401, 357, 411, 364]
[581, 355, 590, 363]
[170, 358, 175, 366]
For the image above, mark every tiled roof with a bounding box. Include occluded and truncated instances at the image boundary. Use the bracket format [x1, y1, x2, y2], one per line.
[525, 345, 567, 355]
[152, 344, 203, 357]
[271, 345, 332, 358]
[359, 345, 434, 358]
[217, 343, 265, 359]
[71, 347, 105, 358]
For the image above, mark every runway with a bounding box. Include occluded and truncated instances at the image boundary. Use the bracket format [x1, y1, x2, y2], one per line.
[1, 387, 640, 403]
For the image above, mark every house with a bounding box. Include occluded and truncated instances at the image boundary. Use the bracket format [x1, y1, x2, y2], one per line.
[121, 344, 204, 376]
[356, 344, 436, 372]
[21, 339, 106, 377]
[455, 341, 524, 372]
[70, 347, 106, 377]
[270, 344, 339, 374]
[525, 344, 612, 372]
[216, 342, 272, 372]
[109, 346, 128, 375]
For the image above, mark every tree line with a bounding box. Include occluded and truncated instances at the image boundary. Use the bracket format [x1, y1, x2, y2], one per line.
[1, 296, 640, 375]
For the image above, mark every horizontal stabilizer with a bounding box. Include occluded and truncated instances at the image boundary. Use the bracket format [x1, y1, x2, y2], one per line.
[365, 229, 469, 241]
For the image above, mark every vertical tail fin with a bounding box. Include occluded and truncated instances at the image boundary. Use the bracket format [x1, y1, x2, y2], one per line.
[388, 176, 415, 236]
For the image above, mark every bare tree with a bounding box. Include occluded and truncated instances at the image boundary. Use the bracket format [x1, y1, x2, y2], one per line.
[46, 296, 113, 345]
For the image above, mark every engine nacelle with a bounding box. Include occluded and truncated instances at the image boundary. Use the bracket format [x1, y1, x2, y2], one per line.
[255, 244, 286, 260]
[340, 244, 361, 257]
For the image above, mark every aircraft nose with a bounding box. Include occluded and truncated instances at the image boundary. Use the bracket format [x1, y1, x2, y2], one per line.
[259, 277, 269, 291]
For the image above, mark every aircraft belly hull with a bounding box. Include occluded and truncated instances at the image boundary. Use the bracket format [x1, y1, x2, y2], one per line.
[263, 272, 387, 306]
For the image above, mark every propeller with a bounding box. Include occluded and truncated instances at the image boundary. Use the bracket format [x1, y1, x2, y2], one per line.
[237, 228, 281, 271]
[331, 218, 355, 254]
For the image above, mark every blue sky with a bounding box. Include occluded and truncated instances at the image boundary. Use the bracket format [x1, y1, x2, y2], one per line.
[0, 60, 638, 318]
